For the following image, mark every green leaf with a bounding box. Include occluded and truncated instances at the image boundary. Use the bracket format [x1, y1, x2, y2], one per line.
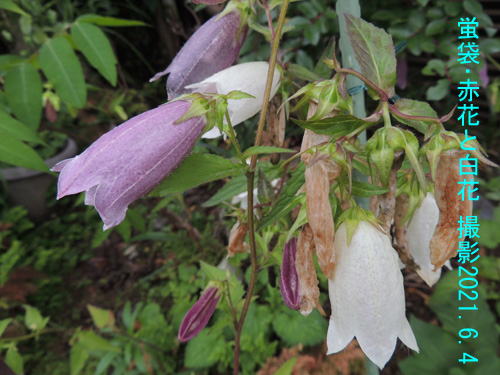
[39, 37, 87, 108]
[0, 318, 12, 337]
[0, 0, 30, 17]
[243, 146, 294, 159]
[391, 98, 437, 134]
[399, 316, 462, 375]
[77, 331, 121, 353]
[293, 114, 379, 137]
[71, 23, 117, 86]
[23, 305, 49, 331]
[200, 261, 244, 305]
[200, 261, 226, 281]
[426, 79, 449, 101]
[5, 346, 23, 375]
[150, 153, 247, 196]
[288, 63, 321, 82]
[184, 329, 227, 369]
[258, 163, 305, 230]
[425, 19, 447, 36]
[273, 357, 298, 375]
[272, 308, 327, 346]
[313, 38, 336, 80]
[87, 305, 112, 329]
[70, 343, 89, 375]
[343, 14, 396, 99]
[429, 270, 499, 352]
[480, 39, 500, 55]
[203, 174, 247, 207]
[0, 110, 42, 144]
[76, 14, 147, 27]
[351, 180, 389, 197]
[422, 59, 446, 76]
[0, 133, 48, 171]
[4, 63, 42, 131]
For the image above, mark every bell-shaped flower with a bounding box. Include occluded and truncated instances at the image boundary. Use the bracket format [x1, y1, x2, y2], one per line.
[280, 238, 300, 310]
[52, 101, 206, 230]
[327, 221, 418, 369]
[150, 11, 247, 100]
[186, 61, 281, 138]
[407, 193, 446, 286]
[178, 286, 220, 342]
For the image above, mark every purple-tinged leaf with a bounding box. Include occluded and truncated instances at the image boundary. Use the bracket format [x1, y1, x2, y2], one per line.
[390, 98, 438, 134]
[343, 14, 397, 99]
[280, 238, 300, 310]
[178, 287, 220, 342]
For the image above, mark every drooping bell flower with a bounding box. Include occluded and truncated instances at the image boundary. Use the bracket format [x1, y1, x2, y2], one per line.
[327, 221, 419, 369]
[280, 238, 300, 310]
[186, 61, 281, 138]
[178, 286, 220, 342]
[52, 101, 206, 230]
[150, 11, 248, 100]
[407, 193, 445, 286]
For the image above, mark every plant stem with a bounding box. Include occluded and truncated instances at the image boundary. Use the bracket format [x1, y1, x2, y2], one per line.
[382, 101, 392, 128]
[338, 67, 388, 101]
[232, 2, 291, 374]
[0, 328, 65, 343]
[225, 112, 247, 165]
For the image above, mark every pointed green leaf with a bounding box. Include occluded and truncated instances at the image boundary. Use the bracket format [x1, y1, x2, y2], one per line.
[344, 14, 396, 99]
[87, 305, 112, 329]
[0, 318, 12, 337]
[391, 98, 438, 134]
[150, 153, 247, 197]
[5, 346, 23, 375]
[0, 133, 48, 172]
[243, 146, 294, 159]
[288, 63, 321, 82]
[0, 0, 30, 17]
[77, 331, 121, 353]
[351, 179, 389, 197]
[39, 37, 87, 108]
[273, 357, 298, 375]
[4, 63, 42, 131]
[293, 114, 379, 138]
[71, 23, 117, 86]
[70, 343, 89, 375]
[370, 147, 393, 186]
[258, 163, 306, 230]
[76, 14, 147, 27]
[0, 110, 43, 144]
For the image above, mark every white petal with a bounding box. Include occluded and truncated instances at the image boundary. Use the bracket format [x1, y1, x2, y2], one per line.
[398, 318, 419, 353]
[330, 222, 415, 369]
[327, 279, 355, 354]
[408, 193, 442, 286]
[186, 62, 281, 138]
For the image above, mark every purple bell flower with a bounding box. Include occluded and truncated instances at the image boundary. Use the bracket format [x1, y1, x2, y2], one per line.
[150, 10, 248, 100]
[178, 287, 220, 342]
[280, 238, 300, 310]
[52, 101, 206, 230]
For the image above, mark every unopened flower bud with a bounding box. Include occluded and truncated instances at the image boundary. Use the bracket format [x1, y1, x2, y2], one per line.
[178, 287, 220, 342]
[279, 238, 300, 310]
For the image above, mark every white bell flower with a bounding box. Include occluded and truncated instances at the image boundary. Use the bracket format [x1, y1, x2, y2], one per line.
[185, 61, 281, 138]
[407, 193, 451, 286]
[327, 221, 418, 369]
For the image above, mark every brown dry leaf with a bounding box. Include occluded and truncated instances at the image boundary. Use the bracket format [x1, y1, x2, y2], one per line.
[394, 193, 419, 271]
[228, 221, 249, 257]
[430, 150, 473, 270]
[296, 224, 320, 316]
[265, 95, 287, 164]
[376, 150, 404, 235]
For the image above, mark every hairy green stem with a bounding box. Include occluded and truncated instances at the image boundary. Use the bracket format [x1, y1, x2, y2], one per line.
[233, 1, 290, 374]
[382, 102, 392, 128]
[225, 112, 246, 165]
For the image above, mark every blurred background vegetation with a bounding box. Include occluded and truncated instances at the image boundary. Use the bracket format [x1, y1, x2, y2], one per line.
[0, 0, 499, 374]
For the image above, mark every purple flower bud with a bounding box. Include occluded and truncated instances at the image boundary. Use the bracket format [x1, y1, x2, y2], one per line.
[52, 101, 206, 230]
[178, 287, 220, 342]
[150, 11, 248, 100]
[396, 57, 407, 90]
[280, 238, 300, 310]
